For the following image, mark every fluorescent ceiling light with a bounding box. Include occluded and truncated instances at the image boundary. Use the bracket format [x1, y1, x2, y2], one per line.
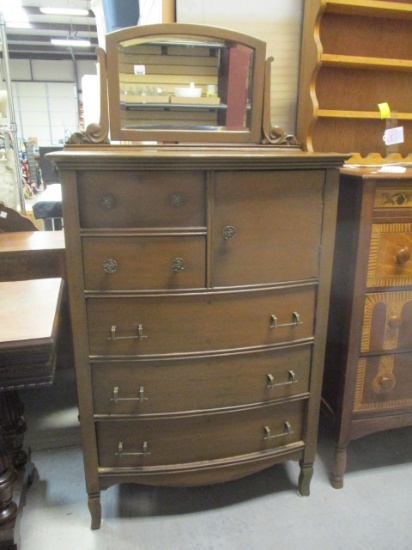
[1, 3, 31, 28]
[40, 7, 89, 16]
[51, 38, 91, 47]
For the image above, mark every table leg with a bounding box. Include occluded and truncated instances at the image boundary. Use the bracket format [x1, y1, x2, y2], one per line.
[0, 391, 31, 550]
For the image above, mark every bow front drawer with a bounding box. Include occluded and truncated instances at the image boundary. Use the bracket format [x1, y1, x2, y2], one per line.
[92, 345, 311, 415]
[96, 400, 306, 468]
[87, 286, 316, 356]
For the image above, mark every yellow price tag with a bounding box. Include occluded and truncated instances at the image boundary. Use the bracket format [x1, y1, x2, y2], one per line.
[378, 102, 391, 119]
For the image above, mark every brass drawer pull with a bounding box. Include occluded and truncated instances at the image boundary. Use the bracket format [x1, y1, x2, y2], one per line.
[111, 385, 148, 403]
[267, 370, 297, 388]
[264, 422, 293, 441]
[270, 312, 302, 329]
[103, 258, 118, 274]
[115, 441, 150, 457]
[108, 324, 147, 341]
[172, 257, 186, 272]
[223, 225, 236, 240]
[396, 246, 410, 265]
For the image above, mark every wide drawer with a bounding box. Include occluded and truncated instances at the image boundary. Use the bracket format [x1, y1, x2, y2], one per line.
[212, 170, 324, 286]
[361, 291, 412, 353]
[92, 345, 312, 415]
[82, 236, 206, 290]
[367, 223, 412, 288]
[96, 399, 306, 467]
[354, 353, 412, 413]
[77, 171, 205, 228]
[87, 286, 316, 356]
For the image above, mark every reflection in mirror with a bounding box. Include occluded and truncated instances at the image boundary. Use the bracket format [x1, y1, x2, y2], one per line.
[117, 35, 255, 132]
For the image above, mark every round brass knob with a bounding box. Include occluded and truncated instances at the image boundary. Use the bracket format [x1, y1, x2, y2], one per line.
[373, 374, 396, 393]
[100, 193, 116, 209]
[169, 193, 185, 208]
[172, 258, 186, 272]
[103, 259, 118, 274]
[223, 226, 236, 240]
[388, 315, 402, 329]
[396, 246, 410, 265]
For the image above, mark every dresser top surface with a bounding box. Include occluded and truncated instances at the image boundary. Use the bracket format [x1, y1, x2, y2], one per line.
[341, 166, 412, 180]
[48, 145, 348, 171]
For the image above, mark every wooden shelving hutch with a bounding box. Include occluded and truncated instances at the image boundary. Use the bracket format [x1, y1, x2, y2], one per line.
[297, 0, 412, 160]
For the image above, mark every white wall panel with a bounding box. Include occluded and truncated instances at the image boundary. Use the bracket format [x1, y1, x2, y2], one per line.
[176, 0, 303, 135]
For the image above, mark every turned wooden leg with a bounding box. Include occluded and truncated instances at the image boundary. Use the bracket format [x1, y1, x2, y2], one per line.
[297, 460, 313, 496]
[331, 444, 347, 489]
[0, 432, 17, 526]
[0, 392, 27, 470]
[88, 492, 102, 530]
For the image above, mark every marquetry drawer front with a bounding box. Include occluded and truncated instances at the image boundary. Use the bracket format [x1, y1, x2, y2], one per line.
[354, 353, 412, 413]
[96, 400, 306, 468]
[212, 170, 324, 286]
[77, 171, 205, 228]
[374, 187, 412, 210]
[361, 291, 412, 353]
[82, 236, 206, 290]
[367, 223, 412, 288]
[92, 345, 312, 415]
[87, 286, 316, 356]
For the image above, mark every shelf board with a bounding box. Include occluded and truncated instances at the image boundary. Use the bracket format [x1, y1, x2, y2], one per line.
[321, 54, 412, 71]
[317, 109, 412, 120]
[121, 102, 227, 111]
[325, 0, 412, 19]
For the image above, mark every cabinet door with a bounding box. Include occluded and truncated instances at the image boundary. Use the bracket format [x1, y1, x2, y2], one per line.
[212, 171, 324, 286]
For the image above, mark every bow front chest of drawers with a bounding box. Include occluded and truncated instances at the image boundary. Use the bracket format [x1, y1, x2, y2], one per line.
[51, 146, 344, 528]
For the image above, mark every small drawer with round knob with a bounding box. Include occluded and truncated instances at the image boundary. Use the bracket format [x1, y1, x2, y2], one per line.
[82, 236, 206, 290]
[367, 223, 412, 288]
[77, 170, 205, 228]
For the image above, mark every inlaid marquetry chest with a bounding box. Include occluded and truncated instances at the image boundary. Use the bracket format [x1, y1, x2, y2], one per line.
[323, 167, 412, 488]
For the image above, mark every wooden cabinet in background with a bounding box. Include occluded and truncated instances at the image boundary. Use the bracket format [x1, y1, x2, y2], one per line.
[324, 167, 412, 488]
[297, 0, 412, 158]
[52, 147, 344, 528]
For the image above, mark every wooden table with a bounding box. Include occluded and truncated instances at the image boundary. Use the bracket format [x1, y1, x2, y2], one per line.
[0, 231, 72, 370]
[0, 231, 65, 282]
[0, 278, 64, 550]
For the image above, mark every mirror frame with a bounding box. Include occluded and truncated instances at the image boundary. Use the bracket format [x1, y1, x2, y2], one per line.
[104, 23, 267, 144]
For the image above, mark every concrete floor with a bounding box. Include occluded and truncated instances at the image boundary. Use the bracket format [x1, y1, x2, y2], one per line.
[18, 369, 412, 550]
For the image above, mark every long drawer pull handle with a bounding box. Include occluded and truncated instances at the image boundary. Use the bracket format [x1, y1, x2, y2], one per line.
[111, 386, 148, 403]
[264, 422, 293, 441]
[108, 324, 147, 341]
[115, 441, 150, 457]
[267, 370, 297, 388]
[270, 312, 302, 329]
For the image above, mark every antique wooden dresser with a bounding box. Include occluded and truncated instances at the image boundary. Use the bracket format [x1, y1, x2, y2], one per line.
[50, 23, 346, 528]
[324, 167, 412, 488]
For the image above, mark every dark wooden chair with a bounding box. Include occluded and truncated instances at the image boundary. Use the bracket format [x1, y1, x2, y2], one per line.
[0, 202, 37, 233]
